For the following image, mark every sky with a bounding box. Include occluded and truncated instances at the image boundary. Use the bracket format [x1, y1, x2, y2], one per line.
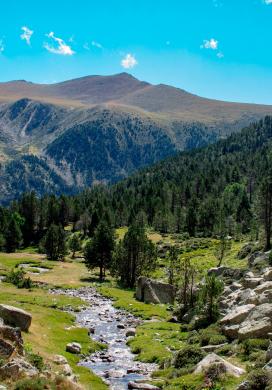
[1, 0, 272, 104]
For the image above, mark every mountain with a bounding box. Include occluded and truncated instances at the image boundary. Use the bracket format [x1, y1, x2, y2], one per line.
[1, 73, 272, 203]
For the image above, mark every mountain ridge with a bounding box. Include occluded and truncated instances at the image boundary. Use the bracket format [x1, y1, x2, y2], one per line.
[1, 73, 272, 203]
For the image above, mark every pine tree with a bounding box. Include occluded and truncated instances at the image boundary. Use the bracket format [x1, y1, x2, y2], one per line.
[5, 215, 22, 253]
[43, 224, 66, 261]
[84, 221, 115, 282]
[69, 233, 81, 258]
[112, 222, 157, 288]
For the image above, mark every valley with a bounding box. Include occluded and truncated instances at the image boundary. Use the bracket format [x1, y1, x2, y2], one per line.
[1, 73, 272, 203]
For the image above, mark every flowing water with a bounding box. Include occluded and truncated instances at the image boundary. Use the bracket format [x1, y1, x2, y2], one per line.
[53, 287, 157, 390]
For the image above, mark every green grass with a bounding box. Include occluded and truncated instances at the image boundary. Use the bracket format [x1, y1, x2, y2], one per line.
[99, 285, 170, 320]
[128, 322, 188, 363]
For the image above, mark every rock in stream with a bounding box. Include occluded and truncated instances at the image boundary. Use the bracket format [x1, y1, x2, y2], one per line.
[51, 287, 157, 390]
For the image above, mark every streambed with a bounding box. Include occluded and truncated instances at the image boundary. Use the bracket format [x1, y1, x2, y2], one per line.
[53, 287, 157, 390]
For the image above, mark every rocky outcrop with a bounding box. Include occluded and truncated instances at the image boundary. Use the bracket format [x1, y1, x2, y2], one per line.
[194, 353, 245, 377]
[0, 304, 32, 331]
[0, 357, 38, 380]
[136, 277, 175, 304]
[219, 259, 272, 339]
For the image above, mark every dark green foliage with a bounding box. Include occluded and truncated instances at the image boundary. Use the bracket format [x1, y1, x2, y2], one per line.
[247, 369, 272, 390]
[84, 221, 115, 282]
[199, 326, 227, 347]
[43, 224, 66, 261]
[204, 363, 227, 383]
[26, 348, 44, 371]
[173, 345, 205, 369]
[68, 233, 81, 258]
[111, 222, 157, 288]
[14, 378, 48, 390]
[198, 274, 224, 323]
[5, 213, 23, 252]
[6, 268, 33, 289]
[242, 338, 269, 356]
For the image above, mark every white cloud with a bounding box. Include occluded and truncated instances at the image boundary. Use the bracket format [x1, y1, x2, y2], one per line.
[121, 53, 138, 69]
[92, 40, 103, 49]
[20, 26, 33, 45]
[201, 38, 218, 50]
[217, 52, 224, 58]
[0, 40, 4, 54]
[44, 32, 75, 55]
[264, 0, 272, 4]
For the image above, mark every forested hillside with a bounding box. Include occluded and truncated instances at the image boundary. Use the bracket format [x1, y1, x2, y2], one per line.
[2, 116, 272, 251]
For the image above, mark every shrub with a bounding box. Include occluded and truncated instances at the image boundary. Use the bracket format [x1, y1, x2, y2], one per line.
[247, 369, 272, 390]
[173, 345, 205, 369]
[216, 344, 233, 356]
[205, 362, 227, 382]
[27, 352, 44, 371]
[199, 326, 226, 346]
[14, 377, 49, 390]
[6, 268, 33, 289]
[242, 339, 269, 356]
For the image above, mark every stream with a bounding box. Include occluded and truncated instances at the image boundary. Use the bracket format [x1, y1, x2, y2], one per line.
[52, 287, 157, 390]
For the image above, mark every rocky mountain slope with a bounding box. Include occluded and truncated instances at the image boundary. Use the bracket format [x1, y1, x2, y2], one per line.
[1, 73, 272, 203]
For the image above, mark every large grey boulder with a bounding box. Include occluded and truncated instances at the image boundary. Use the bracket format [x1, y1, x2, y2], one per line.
[194, 353, 245, 377]
[263, 268, 272, 281]
[136, 277, 175, 304]
[254, 281, 272, 294]
[220, 304, 255, 326]
[208, 267, 244, 280]
[0, 305, 32, 332]
[238, 304, 272, 339]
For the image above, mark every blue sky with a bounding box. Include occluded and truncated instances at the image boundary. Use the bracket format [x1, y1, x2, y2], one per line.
[1, 0, 272, 103]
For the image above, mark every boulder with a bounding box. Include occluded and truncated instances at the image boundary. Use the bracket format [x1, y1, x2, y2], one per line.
[62, 363, 73, 376]
[0, 339, 15, 358]
[194, 353, 245, 377]
[0, 357, 38, 380]
[53, 355, 68, 365]
[254, 281, 272, 294]
[248, 252, 268, 267]
[66, 342, 81, 354]
[237, 289, 259, 305]
[259, 290, 272, 304]
[201, 343, 228, 353]
[222, 324, 240, 339]
[220, 304, 255, 326]
[243, 277, 263, 289]
[0, 325, 24, 355]
[105, 369, 126, 378]
[128, 382, 160, 390]
[263, 268, 272, 281]
[0, 305, 32, 332]
[238, 304, 272, 339]
[136, 277, 175, 304]
[126, 328, 136, 337]
[208, 267, 244, 280]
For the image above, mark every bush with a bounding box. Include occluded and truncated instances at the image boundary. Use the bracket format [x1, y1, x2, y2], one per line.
[205, 362, 227, 382]
[6, 268, 33, 289]
[14, 377, 48, 390]
[173, 345, 205, 369]
[247, 369, 272, 390]
[199, 326, 226, 346]
[242, 339, 269, 356]
[27, 352, 44, 371]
